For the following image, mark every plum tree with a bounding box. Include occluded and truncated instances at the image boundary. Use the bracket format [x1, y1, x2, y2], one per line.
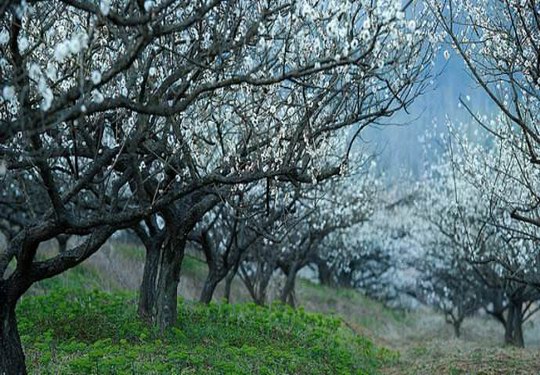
[0, 0, 435, 371]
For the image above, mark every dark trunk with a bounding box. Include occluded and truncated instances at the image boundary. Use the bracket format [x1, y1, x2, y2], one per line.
[336, 270, 353, 288]
[505, 300, 524, 347]
[316, 260, 334, 287]
[513, 314, 524, 347]
[138, 194, 218, 328]
[56, 235, 69, 253]
[199, 269, 221, 304]
[153, 237, 185, 331]
[137, 231, 186, 331]
[198, 233, 230, 304]
[224, 264, 238, 303]
[453, 320, 461, 338]
[240, 261, 275, 306]
[138, 242, 160, 321]
[504, 302, 515, 345]
[244, 274, 269, 305]
[0, 296, 26, 374]
[280, 265, 298, 307]
[254, 270, 272, 305]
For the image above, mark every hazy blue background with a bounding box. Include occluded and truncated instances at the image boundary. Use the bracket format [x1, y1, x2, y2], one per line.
[363, 52, 495, 179]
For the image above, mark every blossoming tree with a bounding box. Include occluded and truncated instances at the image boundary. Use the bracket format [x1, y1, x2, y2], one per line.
[0, 0, 434, 372]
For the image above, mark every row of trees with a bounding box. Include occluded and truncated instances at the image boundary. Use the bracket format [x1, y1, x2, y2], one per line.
[0, 0, 435, 373]
[409, 0, 540, 347]
[412, 126, 540, 346]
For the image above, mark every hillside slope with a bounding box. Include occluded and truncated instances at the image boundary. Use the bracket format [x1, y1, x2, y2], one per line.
[24, 241, 540, 374]
[19, 289, 396, 374]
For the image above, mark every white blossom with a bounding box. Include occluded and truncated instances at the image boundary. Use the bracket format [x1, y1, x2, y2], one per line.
[0, 29, 9, 45]
[2, 85, 15, 101]
[54, 42, 69, 62]
[46, 62, 57, 80]
[100, 0, 111, 16]
[92, 89, 104, 104]
[91, 70, 102, 85]
[443, 50, 450, 60]
[144, 1, 154, 12]
[18, 36, 29, 52]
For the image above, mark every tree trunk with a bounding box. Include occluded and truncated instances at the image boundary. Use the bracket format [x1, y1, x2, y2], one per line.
[453, 320, 461, 338]
[505, 301, 524, 347]
[137, 233, 186, 331]
[504, 302, 515, 345]
[56, 235, 69, 253]
[255, 269, 273, 305]
[153, 237, 185, 331]
[199, 269, 221, 304]
[138, 242, 160, 321]
[316, 260, 333, 287]
[513, 313, 524, 348]
[240, 262, 274, 306]
[0, 300, 26, 374]
[280, 265, 298, 307]
[224, 265, 238, 303]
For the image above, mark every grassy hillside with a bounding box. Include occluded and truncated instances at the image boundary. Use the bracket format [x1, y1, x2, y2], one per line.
[18, 289, 395, 374]
[297, 282, 540, 374]
[21, 242, 540, 374]
[20, 244, 397, 374]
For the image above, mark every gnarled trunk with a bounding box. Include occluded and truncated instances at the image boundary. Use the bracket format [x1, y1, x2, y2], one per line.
[243, 274, 269, 305]
[137, 231, 186, 331]
[240, 260, 275, 306]
[0, 290, 26, 375]
[138, 241, 160, 321]
[153, 237, 186, 331]
[138, 194, 219, 328]
[200, 268, 224, 304]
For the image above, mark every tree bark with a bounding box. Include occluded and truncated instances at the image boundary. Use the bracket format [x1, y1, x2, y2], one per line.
[138, 241, 160, 321]
[224, 265, 238, 303]
[199, 270, 221, 304]
[453, 320, 461, 338]
[316, 260, 334, 287]
[504, 302, 515, 345]
[137, 229, 186, 331]
[56, 235, 69, 253]
[240, 262, 274, 306]
[0, 292, 26, 374]
[153, 237, 186, 331]
[280, 265, 298, 307]
[254, 269, 272, 305]
[505, 300, 524, 347]
[138, 194, 220, 328]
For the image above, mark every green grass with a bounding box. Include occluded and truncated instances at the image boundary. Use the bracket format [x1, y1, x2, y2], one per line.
[17, 288, 396, 374]
[29, 264, 108, 294]
[19, 242, 540, 374]
[181, 254, 209, 278]
[297, 279, 408, 331]
[114, 243, 146, 262]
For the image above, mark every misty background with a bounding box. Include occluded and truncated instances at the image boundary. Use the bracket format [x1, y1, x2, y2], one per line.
[365, 52, 495, 179]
